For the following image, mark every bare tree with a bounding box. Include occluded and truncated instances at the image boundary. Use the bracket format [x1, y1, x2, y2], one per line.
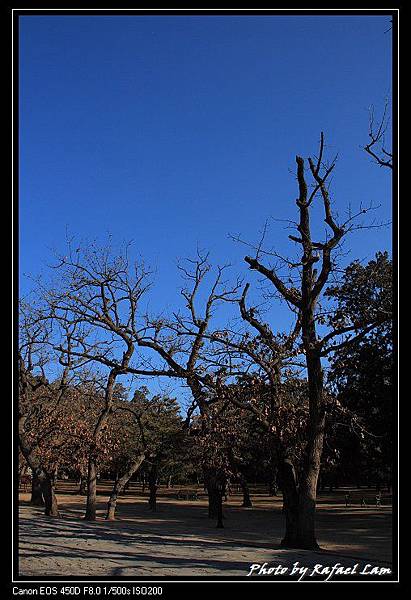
[43, 242, 164, 520]
[223, 134, 391, 549]
[364, 101, 393, 169]
[132, 252, 243, 523]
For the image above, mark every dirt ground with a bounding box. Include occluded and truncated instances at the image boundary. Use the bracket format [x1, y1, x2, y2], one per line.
[18, 482, 393, 578]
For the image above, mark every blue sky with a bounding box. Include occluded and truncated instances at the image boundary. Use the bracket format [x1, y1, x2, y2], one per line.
[19, 14, 392, 397]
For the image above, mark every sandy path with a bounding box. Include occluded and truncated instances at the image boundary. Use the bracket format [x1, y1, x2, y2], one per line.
[18, 488, 393, 578]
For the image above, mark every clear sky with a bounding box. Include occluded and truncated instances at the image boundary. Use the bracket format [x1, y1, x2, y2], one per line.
[19, 14, 392, 397]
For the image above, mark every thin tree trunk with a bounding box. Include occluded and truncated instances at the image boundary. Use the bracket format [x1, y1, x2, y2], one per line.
[216, 489, 224, 528]
[240, 477, 252, 508]
[268, 465, 279, 496]
[225, 449, 252, 507]
[78, 474, 87, 495]
[85, 368, 119, 521]
[268, 480, 279, 496]
[84, 458, 98, 521]
[148, 463, 158, 512]
[106, 453, 146, 520]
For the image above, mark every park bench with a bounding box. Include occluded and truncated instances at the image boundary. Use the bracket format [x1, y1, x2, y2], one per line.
[20, 474, 32, 492]
[176, 490, 198, 500]
[343, 491, 390, 508]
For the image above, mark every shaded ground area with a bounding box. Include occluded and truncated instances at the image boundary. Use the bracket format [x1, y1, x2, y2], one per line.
[18, 482, 393, 578]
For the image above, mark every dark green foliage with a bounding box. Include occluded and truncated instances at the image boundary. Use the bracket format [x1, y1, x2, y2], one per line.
[325, 252, 393, 487]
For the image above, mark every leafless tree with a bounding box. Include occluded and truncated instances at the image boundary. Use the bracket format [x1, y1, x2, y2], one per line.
[43, 242, 165, 520]
[364, 101, 393, 169]
[42, 241, 240, 521]
[131, 251, 243, 522]
[222, 133, 391, 549]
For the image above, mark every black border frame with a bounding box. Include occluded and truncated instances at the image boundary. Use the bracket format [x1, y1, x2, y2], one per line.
[9, 4, 401, 593]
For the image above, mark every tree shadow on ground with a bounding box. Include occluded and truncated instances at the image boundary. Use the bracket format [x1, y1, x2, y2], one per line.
[20, 515, 391, 578]
[19, 501, 392, 568]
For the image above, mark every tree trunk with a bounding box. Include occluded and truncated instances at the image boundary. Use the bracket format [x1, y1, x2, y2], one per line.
[225, 448, 252, 507]
[204, 467, 225, 527]
[204, 467, 219, 518]
[208, 485, 219, 519]
[268, 480, 279, 496]
[41, 471, 60, 517]
[78, 475, 87, 495]
[293, 350, 325, 550]
[268, 466, 279, 496]
[240, 477, 252, 507]
[279, 459, 300, 548]
[106, 454, 146, 520]
[279, 351, 325, 550]
[85, 368, 119, 520]
[280, 439, 323, 551]
[30, 472, 44, 506]
[148, 463, 158, 512]
[18, 425, 60, 517]
[216, 489, 224, 528]
[84, 458, 98, 521]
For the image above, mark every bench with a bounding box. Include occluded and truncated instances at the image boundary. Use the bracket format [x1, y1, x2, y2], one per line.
[20, 474, 32, 492]
[176, 490, 198, 500]
[343, 492, 390, 508]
